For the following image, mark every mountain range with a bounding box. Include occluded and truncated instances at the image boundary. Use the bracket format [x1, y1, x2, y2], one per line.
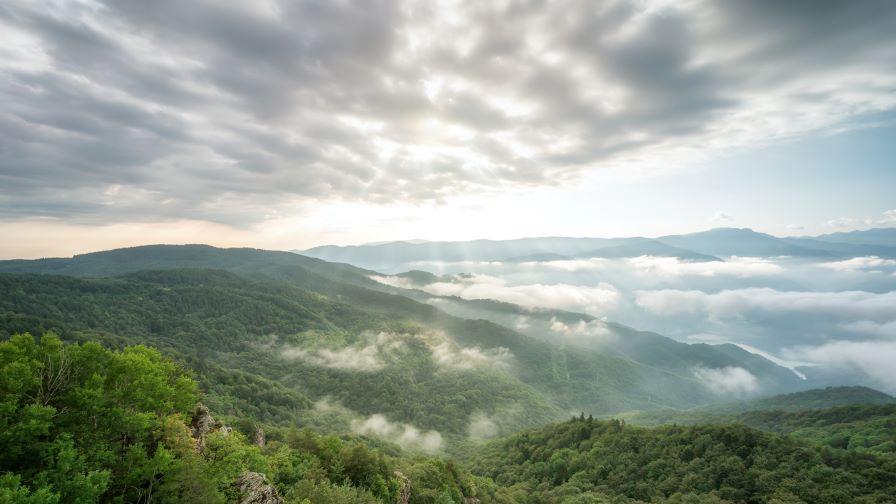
[300, 227, 896, 270]
[0, 244, 810, 433]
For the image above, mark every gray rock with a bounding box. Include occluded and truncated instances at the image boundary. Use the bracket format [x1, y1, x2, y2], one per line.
[190, 403, 229, 452]
[190, 403, 216, 440]
[236, 472, 284, 504]
[394, 471, 410, 504]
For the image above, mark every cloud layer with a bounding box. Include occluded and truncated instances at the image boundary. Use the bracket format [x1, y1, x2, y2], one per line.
[634, 288, 896, 322]
[420, 274, 621, 315]
[280, 331, 403, 371]
[351, 414, 444, 453]
[3, 0, 896, 224]
[692, 366, 759, 396]
[627, 256, 783, 277]
[430, 341, 513, 371]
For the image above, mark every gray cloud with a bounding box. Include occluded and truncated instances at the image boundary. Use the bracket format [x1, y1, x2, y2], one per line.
[2, 0, 895, 224]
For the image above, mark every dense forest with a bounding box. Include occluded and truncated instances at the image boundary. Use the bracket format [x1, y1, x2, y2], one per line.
[470, 416, 896, 503]
[0, 333, 504, 503]
[6, 333, 896, 503]
[623, 395, 896, 457]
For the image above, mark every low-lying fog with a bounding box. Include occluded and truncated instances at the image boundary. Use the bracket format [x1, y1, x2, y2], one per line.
[374, 255, 896, 393]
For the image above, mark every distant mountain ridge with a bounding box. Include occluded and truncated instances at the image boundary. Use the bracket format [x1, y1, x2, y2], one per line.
[300, 227, 896, 268]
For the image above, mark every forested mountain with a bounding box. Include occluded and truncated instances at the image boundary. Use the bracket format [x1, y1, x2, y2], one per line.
[0, 246, 780, 436]
[0, 244, 380, 291]
[0, 245, 805, 424]
[709, 386, 895, 413]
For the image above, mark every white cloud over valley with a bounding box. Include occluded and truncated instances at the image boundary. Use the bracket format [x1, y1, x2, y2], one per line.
[627, 256, 783, 277]
[280, 331, 404, 372]
[351, 414, 444, 454]
[421, 274, 621, 315]
[430, 341, 513, 371]
[820, 256, 896, 273]
[692, 366, 760, 396]
[635, 288, 896, 322]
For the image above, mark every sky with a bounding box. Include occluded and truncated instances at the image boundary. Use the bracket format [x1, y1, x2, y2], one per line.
[1, 0, 896, 259]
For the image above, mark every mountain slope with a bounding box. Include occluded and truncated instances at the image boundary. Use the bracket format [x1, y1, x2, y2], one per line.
[364, 271, 805, 394]
[0, 244, 379, 289]
[626, 385, 895, 420]
[0, 269, 564, 436]
[299, 227, 896, 269]
[0, 245, 775, 438]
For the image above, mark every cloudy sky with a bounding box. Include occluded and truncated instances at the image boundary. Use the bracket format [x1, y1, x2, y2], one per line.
[2, 0, 895, 258]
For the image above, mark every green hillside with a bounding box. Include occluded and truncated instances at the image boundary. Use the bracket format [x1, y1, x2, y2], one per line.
[0, 270, 563, 436]
[621, 387, 896, 456]
[0, 266, 738, 442]
[0, 245, 795, 426]
[469, 416, 896, 503]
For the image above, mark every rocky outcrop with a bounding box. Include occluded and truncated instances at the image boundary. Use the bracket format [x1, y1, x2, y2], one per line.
[236, 472, 284, 504]
[394, 471, 410, 504]
[191, 404, 216, 439]
[190, 403, 230, 452]
[190, 406, 279, 503]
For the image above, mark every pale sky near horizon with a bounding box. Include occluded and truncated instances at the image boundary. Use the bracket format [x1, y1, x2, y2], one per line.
[2, 0, 895, 259]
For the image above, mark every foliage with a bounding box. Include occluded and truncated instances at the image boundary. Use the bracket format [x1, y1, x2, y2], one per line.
[470, 416, 896, 503]
[0, 333, 510, 503]
[627, 402, 896, 457]
[0, 332, 206, 502]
